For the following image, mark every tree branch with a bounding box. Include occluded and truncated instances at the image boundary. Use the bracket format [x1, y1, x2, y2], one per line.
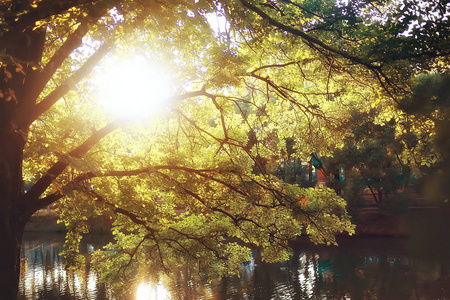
[5, 0, 97, 28]
[74, 165, 217, 181]
[27, 192, 65, 215]
[15, 41, 114, 130]
[24, 120, 120, 213]
[21, 22, 93, 107]
[0, 0, 99, 52]
[23, 89, 228, 212]
[239, 0, 386, 79]
[249, 61, 300, 74]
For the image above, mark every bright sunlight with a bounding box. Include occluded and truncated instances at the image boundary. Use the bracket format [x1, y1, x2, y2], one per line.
[96, 54, 174, 120]
[135, 282, 170, 300]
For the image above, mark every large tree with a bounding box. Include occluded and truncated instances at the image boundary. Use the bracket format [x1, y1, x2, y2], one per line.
[0, 0, 447, 298]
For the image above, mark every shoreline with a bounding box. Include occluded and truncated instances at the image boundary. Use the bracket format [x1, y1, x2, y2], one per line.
[25, 206, 450, 238]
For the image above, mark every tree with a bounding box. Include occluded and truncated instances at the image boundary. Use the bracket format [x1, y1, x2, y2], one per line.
[0, 0, 446, 299]
[274, 138, 314, 187]
[397, 73, 450, 203]
[0, 1, 344, 298]
[323, 110, 415, 210]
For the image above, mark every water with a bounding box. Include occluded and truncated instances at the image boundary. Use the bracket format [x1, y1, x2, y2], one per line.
[18, 233, 114, 300]
[19, 232, 450, 299]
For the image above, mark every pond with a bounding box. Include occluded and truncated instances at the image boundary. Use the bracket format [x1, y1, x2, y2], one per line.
[18, 228, 450, 300]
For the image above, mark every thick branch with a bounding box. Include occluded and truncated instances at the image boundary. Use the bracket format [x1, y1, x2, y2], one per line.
[23, 89, 223, 212]
[35, 164, 248, 214]
[21, 22, 92, 107]
[73, 163, 248, 197]
[15, 41, 113, 130]
[25, 121, 120, 214]
[29, 193, 65, 214]
[74, 165, 217, 181]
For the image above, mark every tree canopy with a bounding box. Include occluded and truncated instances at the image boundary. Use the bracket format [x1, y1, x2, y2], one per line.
[0, 0, 448, 298]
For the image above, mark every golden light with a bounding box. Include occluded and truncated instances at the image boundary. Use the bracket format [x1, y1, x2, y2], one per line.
[96, 54, 174, 120]
[135, 282, 170, 300]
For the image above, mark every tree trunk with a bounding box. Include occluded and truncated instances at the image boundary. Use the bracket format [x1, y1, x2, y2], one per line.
[0, 129, 29, 300]
[0, 20, 45, 300]
[0, 61, 31, 298]
[0, 213, 27, 300]
[0, 4, 107, 299]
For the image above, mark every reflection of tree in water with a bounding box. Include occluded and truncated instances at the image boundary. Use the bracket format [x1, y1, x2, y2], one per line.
[18, 234, 113, 300]
[163, 267, 212, 300]
[313, 250, 450, 300]
[205, 244, 450, 300]
[19, 234, 450, 299]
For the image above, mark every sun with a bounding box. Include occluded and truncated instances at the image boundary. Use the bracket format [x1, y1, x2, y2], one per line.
[96, 54, 174, 120]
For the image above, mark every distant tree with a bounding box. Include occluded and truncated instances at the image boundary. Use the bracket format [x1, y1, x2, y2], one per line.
[272, 138, 313, 187]
[397, 73, 450, 202]
[275, 159, 313, 188]
[324, 110, 415, 211]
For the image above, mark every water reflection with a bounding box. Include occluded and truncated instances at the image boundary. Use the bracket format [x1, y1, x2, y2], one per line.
[19, 233, 114, 300]
[136, 282, 170, 300]
[19, 233, 450, 299]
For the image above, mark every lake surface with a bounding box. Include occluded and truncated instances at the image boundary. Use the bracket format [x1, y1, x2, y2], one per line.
[19, 231, 450, 299]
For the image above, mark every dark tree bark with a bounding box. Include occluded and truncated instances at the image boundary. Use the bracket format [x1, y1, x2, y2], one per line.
[0, 121, 29, 300]
[0, 3, 102, 297]
[0, 23, 45, 298]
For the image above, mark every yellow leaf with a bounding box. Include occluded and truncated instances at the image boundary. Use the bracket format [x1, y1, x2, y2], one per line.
[4, 70, 12, 79]
[8, 88, 18, 103]
[15, 63, 25, 75]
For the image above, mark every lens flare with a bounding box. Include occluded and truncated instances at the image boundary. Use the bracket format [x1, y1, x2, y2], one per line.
[96, 55, 174, 120]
